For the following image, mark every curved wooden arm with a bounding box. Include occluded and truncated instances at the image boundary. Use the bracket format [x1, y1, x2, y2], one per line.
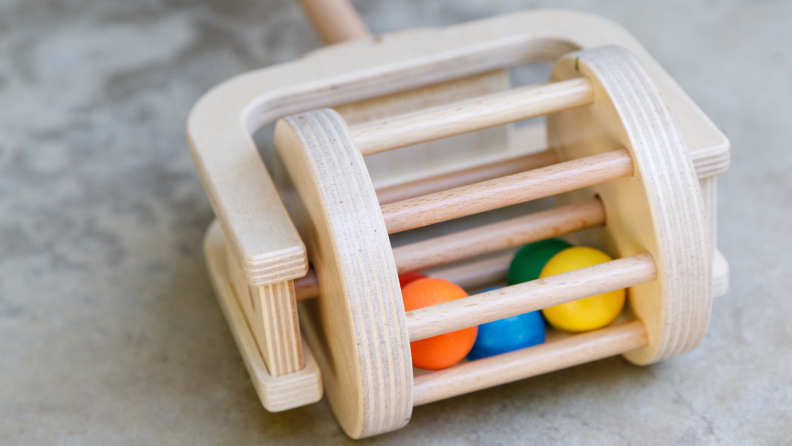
[187, 10, 729, 287]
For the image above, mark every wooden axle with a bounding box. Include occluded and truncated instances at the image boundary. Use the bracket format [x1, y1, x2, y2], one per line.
[375, 150, 558, 205]
[406, 253, 657, 342]
[382, 149, 633, 234]
[392, 199, 605, 275]
[352, 78, 594, 155]
[412, 320, 648, 406]
[293, 198, 606, 301]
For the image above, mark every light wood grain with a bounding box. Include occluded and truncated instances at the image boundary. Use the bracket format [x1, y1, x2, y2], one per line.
[412, 320, 648, 406]
[295, 0, 370, 45]
[352, 78, 593, 155]
[275, 109, 412, 439]
[392, 200, 604, 274]
[227, 239, 304, 376]
[334, 70, 514, 190]
[375, 150, 557, 205]
[203, 220, 322, 412]
[187, 10, 728, 288]
[406, 253, 656, 342]
[548, 46, 712, 365]
[381, 149, 633, 234]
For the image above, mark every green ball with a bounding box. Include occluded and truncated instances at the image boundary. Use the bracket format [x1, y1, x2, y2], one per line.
[508, 239, 572, 285]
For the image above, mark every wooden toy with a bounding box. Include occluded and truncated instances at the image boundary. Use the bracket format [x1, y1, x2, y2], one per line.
[467, 287, 546, 361]
[190, 0, 730, 438]
[508, 239, 572, 285]
[402, 278, 477, 370]
[540, 247, 627, 332]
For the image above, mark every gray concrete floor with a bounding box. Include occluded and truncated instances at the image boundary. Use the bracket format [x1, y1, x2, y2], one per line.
[1, 0, 791, 444]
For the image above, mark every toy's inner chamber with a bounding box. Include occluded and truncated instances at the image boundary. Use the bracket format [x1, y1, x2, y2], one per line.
[292, 76, 657, 367]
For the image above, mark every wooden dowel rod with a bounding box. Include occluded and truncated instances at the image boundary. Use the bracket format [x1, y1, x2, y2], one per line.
[412, 320, 648, 406]
[382, 149, 633, 234]
[392, 200, 605, 275]
[295, 269, 318, 301]
[428, 251, 514, 290]
[353, 78, 594, 156]
[295, 0, 370, 45]
[376, 150, 558, 205]
[406, 253, 656, 342]
[293, 250, 515, 302]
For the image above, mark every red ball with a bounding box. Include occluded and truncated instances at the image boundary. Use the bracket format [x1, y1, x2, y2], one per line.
[398, 272, 427, 289]
[401, 278, 477, 370]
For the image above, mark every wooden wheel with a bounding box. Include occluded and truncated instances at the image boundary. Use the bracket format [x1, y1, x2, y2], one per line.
[274, 110, 412, 439]
[548, 46, 712, 364]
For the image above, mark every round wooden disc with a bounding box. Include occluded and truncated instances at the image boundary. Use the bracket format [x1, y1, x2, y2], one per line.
[547, 46, 712, 365]
[273, 109, 412, 438]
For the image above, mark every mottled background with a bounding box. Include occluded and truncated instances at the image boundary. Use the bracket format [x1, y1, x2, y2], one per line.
[1, 0, 791, 444]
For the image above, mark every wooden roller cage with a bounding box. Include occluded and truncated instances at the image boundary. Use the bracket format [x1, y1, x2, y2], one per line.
[191, 10, 729, 440]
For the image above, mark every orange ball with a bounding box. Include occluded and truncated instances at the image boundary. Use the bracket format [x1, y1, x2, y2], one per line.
[401, 278, 477, 370]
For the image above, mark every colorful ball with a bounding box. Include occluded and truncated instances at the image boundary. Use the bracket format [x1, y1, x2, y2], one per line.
[539, 247, 626, 332]
[398, 272, 427, 289]
[508, 239, 572, 285]
[402, 278, 477, 370]
[467, 287, 546, 360]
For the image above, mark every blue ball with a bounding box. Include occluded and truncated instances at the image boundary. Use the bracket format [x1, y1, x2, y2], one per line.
[467, 287, 547, 361]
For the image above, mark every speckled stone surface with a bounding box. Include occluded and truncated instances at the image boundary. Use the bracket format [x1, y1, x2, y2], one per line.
[1, 1, 791, 444]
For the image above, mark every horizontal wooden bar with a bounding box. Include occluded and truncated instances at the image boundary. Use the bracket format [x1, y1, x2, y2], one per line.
[412, 320, 648, 406]
[293, 249, 515, 302]
[406, 253, 656, 342]
[376, 150, 558, 205]
[382, 149, 633, 234]
[428, 251, 514, 290]
[352, 78, 594, 156]
[392, 200, 605, 275]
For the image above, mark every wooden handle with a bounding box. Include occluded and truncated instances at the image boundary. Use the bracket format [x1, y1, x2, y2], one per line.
[392, 200, 605, 275]
[295, 0, 370, 45]
[406, 253, 657, 342]
[352, 78, 594, 156]
[376, 150, 558, 205]
[381, 149, 633, 234]
[412, 320, 648, 406]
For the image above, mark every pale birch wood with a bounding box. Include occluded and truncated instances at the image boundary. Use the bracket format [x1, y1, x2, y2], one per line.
[548, 46, 712, 365]
[295, 0, 370, 45]
[376, 150, 557, 205]
[412, 320, 648, 406]
[334, 70, 514, 190]
[392, 200, 604, 275]
[227, 239, 304, 376]
[381, 149, 633, 234]
[352, 78, 594, 155]
[406, 254, 657, 342]
[187, 10, 728, 288]
[274, 110, 412, 439]
[203, 221, 322, 412]
[713, 249, 729, 298]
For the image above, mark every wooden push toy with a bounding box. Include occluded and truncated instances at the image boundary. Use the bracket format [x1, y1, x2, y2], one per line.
[188, 0, 730, 439]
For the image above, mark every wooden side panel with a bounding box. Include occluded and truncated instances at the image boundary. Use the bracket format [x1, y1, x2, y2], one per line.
[204, 221, 321, 412]
[227, 245, 304, 377]
[548, 46, 712, 365]
[275, 110, 412, 439]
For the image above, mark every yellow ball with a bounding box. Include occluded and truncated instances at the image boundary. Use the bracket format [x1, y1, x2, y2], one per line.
[540, 247, 626, 332]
